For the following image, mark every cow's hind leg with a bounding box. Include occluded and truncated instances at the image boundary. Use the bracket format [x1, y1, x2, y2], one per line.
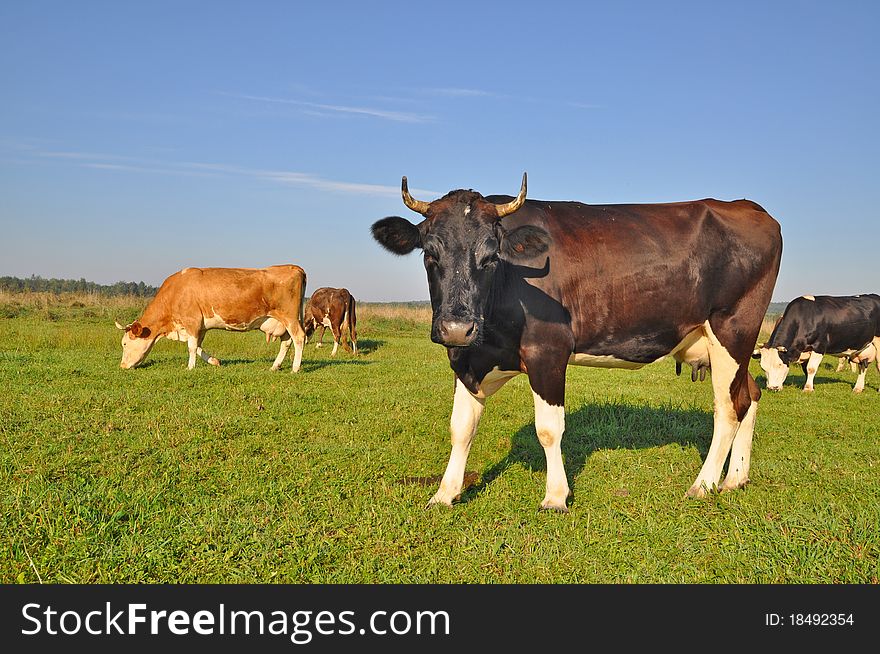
[720, 373, 760, 491]
[853, 360, 869, 394]
[315, 325, 325, 348]
[329, 323, 342, 356]
[270, 332, 292, 371]
[688, 321, 756, 497]
[286, 319, 306, 373]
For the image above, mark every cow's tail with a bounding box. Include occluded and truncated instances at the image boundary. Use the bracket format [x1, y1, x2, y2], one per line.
[348, 292, 357, 354]
[298, 271, 307, 327]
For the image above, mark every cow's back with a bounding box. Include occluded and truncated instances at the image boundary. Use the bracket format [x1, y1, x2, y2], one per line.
[153, 266, 305, 324]
[488, 196, 781, 352]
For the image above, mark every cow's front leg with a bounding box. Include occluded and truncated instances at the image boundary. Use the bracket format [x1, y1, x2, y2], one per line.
[196, 347, 220, 366]
[533, 391, 569, 511]
[803, 351, 824, 392]
[195, 333, 219, 366]
[525, 355, 570, 511]
[186, 335, 199, 370]
[428, 378, 486, 507]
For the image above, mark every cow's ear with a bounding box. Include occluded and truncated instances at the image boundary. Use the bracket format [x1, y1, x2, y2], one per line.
[499, 225, 551, 260]
[371, 216, 422, 255]
[139, 326, 151, 339]
[129, 321, 142, 337]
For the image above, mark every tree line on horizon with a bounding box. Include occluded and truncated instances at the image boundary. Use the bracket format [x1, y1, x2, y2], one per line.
[0, 274, 789, 315]
[0, 275, 157, 297]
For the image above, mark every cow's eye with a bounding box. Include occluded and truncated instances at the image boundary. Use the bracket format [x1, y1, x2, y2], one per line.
[479, 253, 499, 269]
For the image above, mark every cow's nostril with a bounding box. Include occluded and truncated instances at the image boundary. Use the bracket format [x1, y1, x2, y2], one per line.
[438, 320, 478, 346]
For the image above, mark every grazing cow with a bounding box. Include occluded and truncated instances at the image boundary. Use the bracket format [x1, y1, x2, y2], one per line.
[752, 294, 880, 393]
[836, 357, 858, 373]
[115, 265, 307, 371]
[372, 173, 782, 507]
[303, 287, 358, 356]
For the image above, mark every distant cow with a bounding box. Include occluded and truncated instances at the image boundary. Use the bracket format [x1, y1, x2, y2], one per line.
[303, 287, 357, 356]
[836, 357, 858, 373]
[372, 173, 782, 507]
[115, 265, 307, 371]
[752, 294, 880, 392]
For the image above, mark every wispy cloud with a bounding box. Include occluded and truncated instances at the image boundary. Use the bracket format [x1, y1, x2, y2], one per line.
[422, 87, 497, 98]
[418, 86, 603, 110]
[226, 93, 435, 124]
[10, 145, 440, 198]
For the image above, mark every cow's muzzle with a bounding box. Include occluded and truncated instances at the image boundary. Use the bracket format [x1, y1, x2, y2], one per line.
[433, 319, 479, 347]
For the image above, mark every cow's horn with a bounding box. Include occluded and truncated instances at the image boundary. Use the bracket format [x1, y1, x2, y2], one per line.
[494, 172, 528, 218]
[115, 320, 128, 331]
[401, 177, 431, 216]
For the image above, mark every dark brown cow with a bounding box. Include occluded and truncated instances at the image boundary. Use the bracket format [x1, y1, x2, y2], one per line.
[303, 287, 358, 356]
[372, 173, 782, 509]
[115, 265, 307, 371]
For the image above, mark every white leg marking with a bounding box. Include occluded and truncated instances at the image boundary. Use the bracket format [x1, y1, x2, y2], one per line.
[428, 379, 486, 507]
[196, 347, 220, 366]
[853, 365, 867, 393]
[688, 322, 741, 498]
[186, 336, 198, 370]
[803, 351, 823, 392]
[720, 400, 757, 491]
[533, 392, 569, 511]
[875, 339, 880, 390]
[290, 331, 304, 373]
[331, 340, 339, 356]
[271, 337, 292, 370]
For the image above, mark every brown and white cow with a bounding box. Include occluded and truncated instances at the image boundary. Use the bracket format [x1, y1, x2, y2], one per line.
[303, 287, 358, 356]
[115, 265, 307, 371]
[372, 173, 782, 508]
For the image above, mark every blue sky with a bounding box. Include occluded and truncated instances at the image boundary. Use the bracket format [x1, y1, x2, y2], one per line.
[1, 1, 877, 302]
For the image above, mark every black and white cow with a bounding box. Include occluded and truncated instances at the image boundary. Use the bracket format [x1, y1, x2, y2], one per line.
[753, 294, 880, 392]
[372, 173, 782, 508]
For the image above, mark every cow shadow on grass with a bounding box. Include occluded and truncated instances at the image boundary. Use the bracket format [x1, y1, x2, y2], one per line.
[754, 372, 862, 391]
[458, 401, 714, 506]
[299, 359, 373, 373]
[351, 339, 384, 355]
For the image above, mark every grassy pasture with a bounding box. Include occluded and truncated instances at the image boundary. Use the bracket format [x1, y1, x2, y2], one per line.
[1, 294, 878, 583]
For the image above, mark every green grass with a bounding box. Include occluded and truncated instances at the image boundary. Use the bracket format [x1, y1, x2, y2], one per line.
[1, 303, 878, 583]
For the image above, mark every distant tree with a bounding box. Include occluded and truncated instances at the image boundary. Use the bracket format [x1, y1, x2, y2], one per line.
[0, 275, 157, 297]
